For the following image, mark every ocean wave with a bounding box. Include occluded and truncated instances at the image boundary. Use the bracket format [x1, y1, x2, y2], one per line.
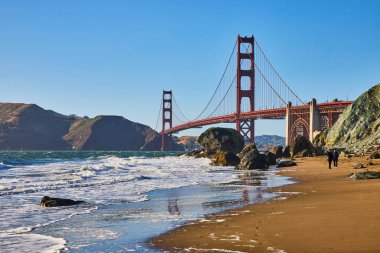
[0, 153, 249, 252]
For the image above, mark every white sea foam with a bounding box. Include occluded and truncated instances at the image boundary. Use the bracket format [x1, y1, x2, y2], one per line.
[0, 155, 242, 252]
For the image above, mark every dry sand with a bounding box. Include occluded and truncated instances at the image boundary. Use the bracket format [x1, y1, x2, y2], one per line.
[149, 156, 380, 253]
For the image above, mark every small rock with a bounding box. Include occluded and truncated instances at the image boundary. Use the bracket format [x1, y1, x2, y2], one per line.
[370, 151, 380, 159]
[40, 196, 85, 207]
[367, 161, 374, 166]
[187, 149, 214, 158]
[353, 163, 366, 169]
[277, 159, 297, 168]
[349, 171, 380, 180]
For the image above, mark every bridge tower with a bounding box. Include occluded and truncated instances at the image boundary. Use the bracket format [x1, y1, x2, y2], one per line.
[236, 35, 255, 143]
[161, 90, 173, 151]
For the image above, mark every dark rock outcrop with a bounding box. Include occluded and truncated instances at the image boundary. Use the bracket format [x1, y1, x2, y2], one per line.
[198, 127, 244, 154]
[265, 151, 277, 166]
[237, 143, 267, 170]
[324, 83, 380, 153]
[283, 146, 291, 157]
[277, 159, 297, 168]
[290, 135, 315, 157]
[269, 145, 283, 158]
[211, 151, 240, 166]
[40, 196, 84, 207]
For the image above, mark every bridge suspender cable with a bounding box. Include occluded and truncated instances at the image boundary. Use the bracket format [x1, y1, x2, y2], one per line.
[172, 95, 191, 122]
[154, 99, 162, 132]
[207, 74, 236, 117]
[193, 41, 238, 120]
[254, 40, 305, 105]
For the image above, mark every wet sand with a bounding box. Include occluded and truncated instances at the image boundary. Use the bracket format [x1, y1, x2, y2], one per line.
[149, 156, 380, 253]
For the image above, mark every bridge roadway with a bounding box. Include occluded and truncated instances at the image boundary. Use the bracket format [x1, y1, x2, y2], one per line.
[163, 101, 352, 134]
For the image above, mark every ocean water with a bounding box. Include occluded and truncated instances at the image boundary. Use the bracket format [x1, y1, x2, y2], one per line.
[0, 151, 292, 252]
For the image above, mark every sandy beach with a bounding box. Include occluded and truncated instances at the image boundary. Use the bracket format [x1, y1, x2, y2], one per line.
[149, 156, 380, 253]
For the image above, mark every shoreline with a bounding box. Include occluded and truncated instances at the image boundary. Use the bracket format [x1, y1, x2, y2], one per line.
[148, 156, 380, 253]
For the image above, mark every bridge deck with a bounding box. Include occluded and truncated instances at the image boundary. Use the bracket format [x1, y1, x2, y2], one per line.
[163, 101, 352, 134]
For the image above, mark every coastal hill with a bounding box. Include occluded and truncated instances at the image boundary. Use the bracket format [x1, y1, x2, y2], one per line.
[319, 83, 380, 154]
[0, 103, 76, 150]
[0, 103, 182, 151]
[63, 116, 158, 150]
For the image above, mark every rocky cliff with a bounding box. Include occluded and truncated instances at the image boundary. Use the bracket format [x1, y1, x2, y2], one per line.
[323, 83, 380, 153]
[0, 103, 180, 151]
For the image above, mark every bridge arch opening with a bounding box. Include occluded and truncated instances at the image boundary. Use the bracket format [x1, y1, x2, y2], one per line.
[240, 59, 252, 70]
[289, 117, 309, 144]
[240, 76, 251, 90]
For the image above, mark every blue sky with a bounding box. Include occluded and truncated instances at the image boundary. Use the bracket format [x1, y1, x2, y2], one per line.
[0, 0, 379, 137]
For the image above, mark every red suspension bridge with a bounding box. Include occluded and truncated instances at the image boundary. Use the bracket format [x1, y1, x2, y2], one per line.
[156, 35, 352, 151]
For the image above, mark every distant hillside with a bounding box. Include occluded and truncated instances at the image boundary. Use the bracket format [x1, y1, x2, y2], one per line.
[0, 103, 182, 151]
[255, 135, 285, 151]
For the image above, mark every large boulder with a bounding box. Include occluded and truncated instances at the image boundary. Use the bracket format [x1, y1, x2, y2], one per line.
[40, 196, 85, 207]
[198, 127, 244, 154]
[211, 151, 240, 166]
[324, 83, 380, 153]
[269, 145, 283, 158]
[237, 143, 267, 170]
[290, 135, 315, 157]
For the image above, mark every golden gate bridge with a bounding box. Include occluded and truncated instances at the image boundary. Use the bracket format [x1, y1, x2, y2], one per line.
[155, 35, 351, 150]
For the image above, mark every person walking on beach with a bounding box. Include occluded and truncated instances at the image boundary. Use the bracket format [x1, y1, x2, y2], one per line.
[326, 150, 333, 169]
[333, 149, 339, 168]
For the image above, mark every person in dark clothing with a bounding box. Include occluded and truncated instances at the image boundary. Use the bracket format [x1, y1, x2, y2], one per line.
[333, 149, 339, 168]
[326, 150, 333, 169]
